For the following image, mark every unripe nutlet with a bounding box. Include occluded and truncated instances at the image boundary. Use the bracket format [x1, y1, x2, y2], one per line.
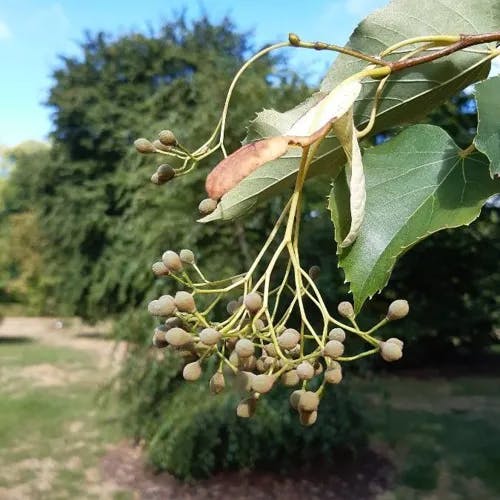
[225, 337, 237, 350]
[380, 341, 403, 362]
[147, 299, 161, 316]
[386, 337, 404, 349]
[156, 163, 175, 183]
[198, 198, 218, 215]
[244, 292, 262, 313]
[162, 250, 183, 272]
[174, 291, 196, 313]
[255, 357, 266, 373]
[251, 374, 275, 394]
[328, 327, 346, 342]
[165, 327, 192, 347]
[151, 261, 169, 276]
[264, 343, 277, 357]
[183, 361, 202, 381]
[236, 397, 257, 418]
[134, 138, 155, 154]
[165, 317, 183, 329]
[199, 328, 221, 346]
[156, 295, 176, 316]
[324, 361, 343, 384]
[209, 372, 225, 394]
[288, 33, 301, 46]
[289, 389, 305, 410]
[179, 249, 195, 264]
[158, 129, 177, 146]
[296, 361, 315, 380]
[235, 338, 254, 358]
[323, 339, 345, 359]
[387, 299, 409, 320]
[263, 356, 276, 370]
[280, 369, 299, 387]
[152, 139, 171, 152]
[308, 265, 320, 281]
[152, 329, 168, 348]
[228, 351, 240, 369]
[298, 391, 320, 412]
[239, 356, 256, 372]
[337, 301, 354, 319]
[226, 300, 238, 314]
[278, 328, 300, 350]
[299, 409, 318, 426]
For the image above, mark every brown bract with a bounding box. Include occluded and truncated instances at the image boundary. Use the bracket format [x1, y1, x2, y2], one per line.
[205, 136, 289, 200]
[205, 123, 332, 200]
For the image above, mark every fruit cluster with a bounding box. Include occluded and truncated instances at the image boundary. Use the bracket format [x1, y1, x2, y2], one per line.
[148, 247, 408, 425]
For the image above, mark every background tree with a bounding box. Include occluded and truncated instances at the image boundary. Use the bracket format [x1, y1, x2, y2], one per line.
[0, 142, 57, 313]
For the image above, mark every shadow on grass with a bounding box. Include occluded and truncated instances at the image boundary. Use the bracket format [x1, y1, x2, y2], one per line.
[75, 331, 111, 340]
[0, 336, 34, 344]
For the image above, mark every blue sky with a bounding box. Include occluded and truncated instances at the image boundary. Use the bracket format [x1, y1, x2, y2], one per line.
[0, 0, 389, 146]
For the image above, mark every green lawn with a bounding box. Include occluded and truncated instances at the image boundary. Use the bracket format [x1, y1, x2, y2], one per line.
[0, 341, 130, 499]
[1, 337, 499, 499]
[355, 375, 500, 499]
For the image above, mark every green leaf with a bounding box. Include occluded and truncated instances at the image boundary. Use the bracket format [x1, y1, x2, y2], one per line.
[207, 0, 499, 221]
[328, 168, 351, 247]
[474, 75, 500, 178]
[329, 124, 500, 313]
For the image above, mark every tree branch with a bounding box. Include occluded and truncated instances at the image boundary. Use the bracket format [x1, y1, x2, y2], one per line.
[389, 32, 500, 72]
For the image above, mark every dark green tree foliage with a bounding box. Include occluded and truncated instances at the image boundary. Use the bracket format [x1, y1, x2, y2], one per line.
[37, 17, 308, 320]
[377, 207, 499, 364]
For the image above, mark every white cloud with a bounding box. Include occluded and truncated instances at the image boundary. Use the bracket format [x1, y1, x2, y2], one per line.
[0, 19, 11, 40]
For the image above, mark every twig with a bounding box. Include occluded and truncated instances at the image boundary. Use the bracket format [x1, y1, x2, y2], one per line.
[389, 32, 500, 72]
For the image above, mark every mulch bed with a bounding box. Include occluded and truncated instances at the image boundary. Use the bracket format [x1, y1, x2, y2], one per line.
[101, 441, 394, 500]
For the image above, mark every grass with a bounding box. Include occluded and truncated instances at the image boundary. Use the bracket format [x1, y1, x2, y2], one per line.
[0, 341, 131, 499]
[0, 342, 93, 368]
[355, 375, 500, 499]
[1, 332, 499, 499]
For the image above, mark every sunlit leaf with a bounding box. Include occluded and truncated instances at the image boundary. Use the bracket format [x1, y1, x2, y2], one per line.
[474, 75, 500, 178]
[330, 110, 365, 247]
[330, 124, 500, 312]
[207, 0, 499, 221]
